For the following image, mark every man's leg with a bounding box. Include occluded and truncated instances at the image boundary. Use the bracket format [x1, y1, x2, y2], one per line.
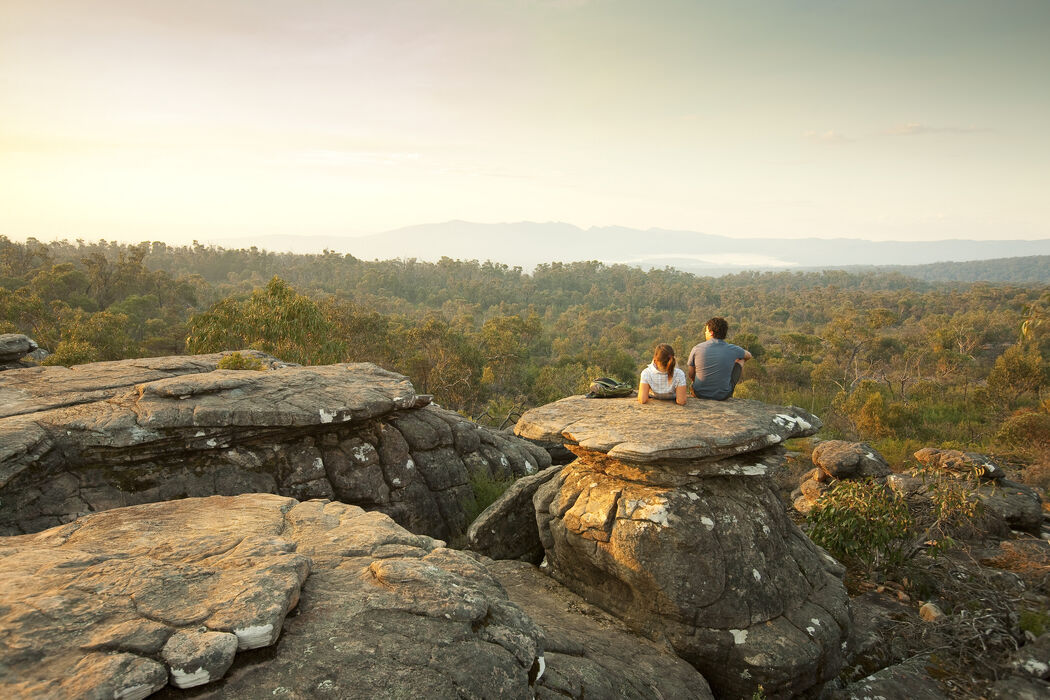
[726, 362, 743, 397]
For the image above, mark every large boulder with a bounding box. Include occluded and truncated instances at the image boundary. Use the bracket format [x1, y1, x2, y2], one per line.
[0, 333, 38, 368]
[1, 493, 713, 699]
[812, 440, 892, 480]
[793, 441, 892, 514]
[467, 464, 564, 563]
[913, 449, 1042, 535]
[0, 352, 550, 539]
[517, 395, 850, 699]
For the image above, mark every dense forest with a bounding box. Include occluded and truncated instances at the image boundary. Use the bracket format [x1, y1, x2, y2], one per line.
[2, 235, 1048, 481]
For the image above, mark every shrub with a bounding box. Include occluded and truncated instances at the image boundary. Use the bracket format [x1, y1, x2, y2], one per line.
[217, 352, 266, 371]
[806, 480, 913, 574]
[464, 469, 515, 524]
[996, 411, 1050, 448]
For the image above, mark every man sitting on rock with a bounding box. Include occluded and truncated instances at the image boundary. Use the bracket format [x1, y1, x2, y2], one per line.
[687, 317, 751, 400]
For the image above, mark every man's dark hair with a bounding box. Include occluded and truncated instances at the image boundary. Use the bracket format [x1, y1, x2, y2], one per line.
[705, 317, 729, 339]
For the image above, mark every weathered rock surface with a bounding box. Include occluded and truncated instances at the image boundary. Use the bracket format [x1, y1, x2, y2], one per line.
[912, 449, 1043, 535]
[515, 395, 820, 463]
[2, 493, 720, 699]
[517, 396, 848, 699]
[467, 464, 563, 563]
[794, 441, 892, 514]
[486, 559, 714, 699]
[832, 657, 949, 700]
[0, 353, 550, 539]
[813, 440, 892, 480]
[914, 447, 1006, 481]
[0, 333, 38, 369]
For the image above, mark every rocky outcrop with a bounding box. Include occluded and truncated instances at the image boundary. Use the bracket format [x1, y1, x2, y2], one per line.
[912, 448, 1042, 535]
[516, 395, 851, 699]
[467, 464, 563, 563]
[1, 493, 712, 699]
[0, 333, 38, 369]
[0, 352, 549, 539]
[486, 559, 713, 699]
[794, 441, 892, 514]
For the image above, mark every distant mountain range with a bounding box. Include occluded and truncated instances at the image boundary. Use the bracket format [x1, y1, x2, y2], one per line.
[211, 221, 1050, 279]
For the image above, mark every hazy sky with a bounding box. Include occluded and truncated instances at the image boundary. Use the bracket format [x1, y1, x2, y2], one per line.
[2, 0, 1048, 245]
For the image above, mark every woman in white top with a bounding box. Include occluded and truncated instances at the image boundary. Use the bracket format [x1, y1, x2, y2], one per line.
[638, 343, 688, 405]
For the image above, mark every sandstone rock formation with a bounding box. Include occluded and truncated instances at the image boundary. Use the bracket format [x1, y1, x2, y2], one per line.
[0, 352, 549, 539]
[0, 332, 38, 369]
[516, 395, 851, 699]
[1, 493, 711, 699]
[912, 448, 1042, 535]
[467, 464, 563, 563]
[794, 440, 892, 514]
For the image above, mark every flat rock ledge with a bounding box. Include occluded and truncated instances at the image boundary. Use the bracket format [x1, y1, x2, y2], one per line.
[0, 493, 711, 699]
[515, 396, 848, 699]
[515, 395, 820, 464]
[0, 352, 549, 538]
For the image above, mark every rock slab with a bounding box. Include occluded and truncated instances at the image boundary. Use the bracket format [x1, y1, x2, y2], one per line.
[517, 396, 849, 699]
[0, 352, 550, 538]
[2, 493, 718, 699]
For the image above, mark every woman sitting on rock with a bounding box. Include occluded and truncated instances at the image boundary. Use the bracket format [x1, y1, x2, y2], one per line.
[638, 343, 688, 405]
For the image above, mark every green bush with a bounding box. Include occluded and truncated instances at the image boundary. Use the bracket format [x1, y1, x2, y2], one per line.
[464, 469, 515, 524]
[807, 479, 914, 574]
[997, 411, 1050, 448]
[217, 352, 265, 371]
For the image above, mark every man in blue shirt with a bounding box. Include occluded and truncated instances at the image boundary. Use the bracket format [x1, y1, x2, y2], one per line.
[687, 317, 752, 400]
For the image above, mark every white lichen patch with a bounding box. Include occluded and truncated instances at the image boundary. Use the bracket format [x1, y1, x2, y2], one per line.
[774, 413, 812, 431]
[762, 525, 771, 534]
[536, 655, 546, 682]
[170, 666, 211, 689]
[313, 457, 324, 471]
[700, 516, 715, 530]
[752, 569, 761, 581]
[206, 439, 217, 448]
[352, 444, 377, 462]
[524, 457, 537, 475]
[623, 497, 671, 527]
[318, 408, 336, 424]
[806, 626, 816, 635]
[810, 618, 821, 627]
[234, 623, 275, 649]
[500, 455, 509, 468]
[765, 433, 782, 444]
[1021, 659, 1049, 675]
[687, 491, 699, 501]
[730, 629, 748, 645]
[405, 458, 415, 470]
[194, 431, 206, 437]
[864, 451, 877, 461]
[392, 478, 401, 486]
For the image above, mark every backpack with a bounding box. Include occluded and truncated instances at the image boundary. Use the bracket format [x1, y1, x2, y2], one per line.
[585, 377, 633, 398]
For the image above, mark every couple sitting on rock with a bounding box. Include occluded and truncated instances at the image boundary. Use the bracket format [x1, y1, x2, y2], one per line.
[638, 317, 752, 405]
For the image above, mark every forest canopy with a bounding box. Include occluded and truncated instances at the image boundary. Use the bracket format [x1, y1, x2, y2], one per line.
[2, 236, 1048, 472]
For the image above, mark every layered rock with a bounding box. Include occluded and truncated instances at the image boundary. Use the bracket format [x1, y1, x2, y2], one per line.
[912, 448, 1043, 535]
[516, 395, 851, 699]
[0, 333, 38, 369]
[794, 440, 892, 514]
[1, 493, 711, 699]
[0, 352, 549, 538]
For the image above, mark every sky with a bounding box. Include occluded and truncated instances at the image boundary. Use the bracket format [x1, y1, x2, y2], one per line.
[1, 0, 1048, 246]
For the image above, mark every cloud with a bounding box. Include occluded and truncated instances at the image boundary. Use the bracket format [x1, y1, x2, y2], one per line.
[803, 130, 854, 144]
[884, 122, 991, 136]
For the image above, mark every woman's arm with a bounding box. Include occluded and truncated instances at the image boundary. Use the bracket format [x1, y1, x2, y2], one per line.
[675, 384, 687, 405]
[638, 382, 651, 404]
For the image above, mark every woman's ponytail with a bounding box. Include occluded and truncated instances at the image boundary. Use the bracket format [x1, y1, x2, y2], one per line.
[653, 343, 676, 381]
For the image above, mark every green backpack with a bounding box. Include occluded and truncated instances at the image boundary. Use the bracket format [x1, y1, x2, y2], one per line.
[585, 377, 633, 398]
